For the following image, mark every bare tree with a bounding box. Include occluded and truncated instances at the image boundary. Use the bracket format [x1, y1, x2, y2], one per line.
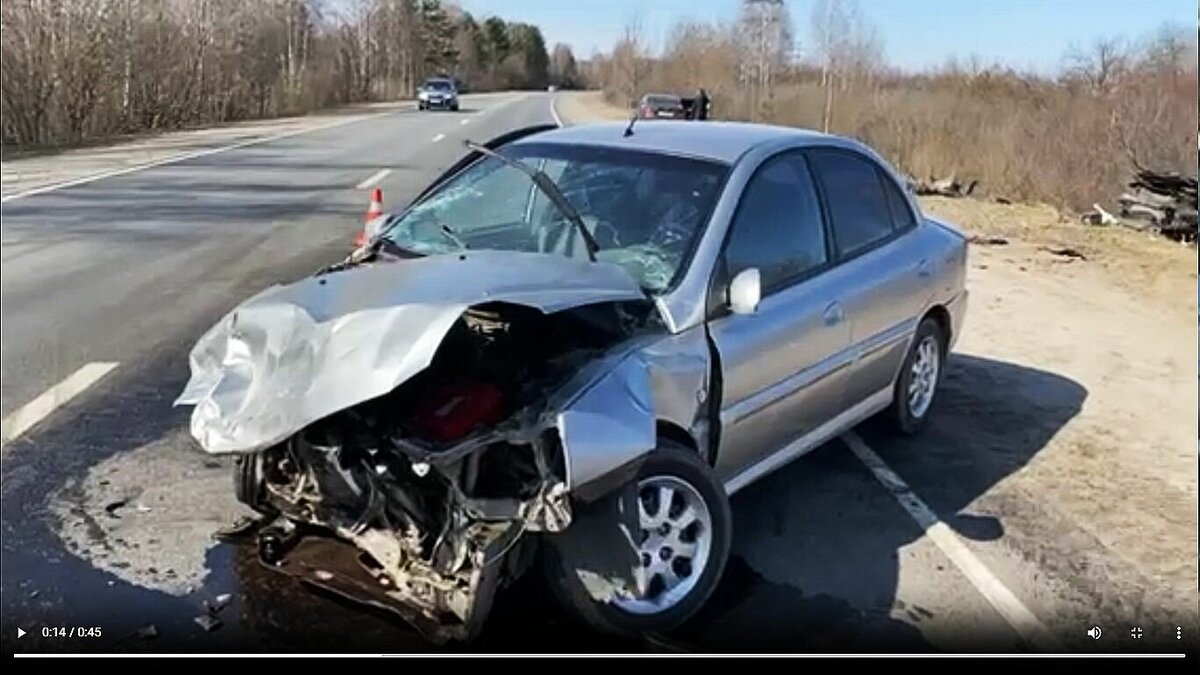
[810, 0, 881, 131]
[550, 43, 580, 88]
[735, 0, 793, 120]
[1064, 37, 1127, 95]
[608, 20, 651, 108]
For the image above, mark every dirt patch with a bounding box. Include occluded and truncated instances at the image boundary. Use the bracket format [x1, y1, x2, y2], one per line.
[50, 429, 252, 596]
[554, 91, 631, 124]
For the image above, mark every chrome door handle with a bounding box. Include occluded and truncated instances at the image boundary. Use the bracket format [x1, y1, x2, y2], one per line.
[822, 302, 845, 326]
[916, 259, 933, 278]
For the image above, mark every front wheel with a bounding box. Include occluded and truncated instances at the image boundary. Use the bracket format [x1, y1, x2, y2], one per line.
[542, 443, 732, 636]
[885, 316, 946, 434]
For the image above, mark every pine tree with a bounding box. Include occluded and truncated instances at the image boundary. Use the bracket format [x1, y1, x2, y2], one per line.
[418, 0, 457, 77]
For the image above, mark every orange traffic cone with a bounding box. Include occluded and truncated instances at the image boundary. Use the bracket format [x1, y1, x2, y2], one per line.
[354, 188, 384, 247]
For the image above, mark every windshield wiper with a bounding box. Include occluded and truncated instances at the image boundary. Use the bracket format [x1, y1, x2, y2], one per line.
[462, 139, 599, 262]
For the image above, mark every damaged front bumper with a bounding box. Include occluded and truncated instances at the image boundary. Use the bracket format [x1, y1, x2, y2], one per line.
[177, 251, 713, 641]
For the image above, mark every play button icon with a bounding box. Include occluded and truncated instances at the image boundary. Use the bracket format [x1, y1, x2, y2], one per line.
[17, 627, 26, 638]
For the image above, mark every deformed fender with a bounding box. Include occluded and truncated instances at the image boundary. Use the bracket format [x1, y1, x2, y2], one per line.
[555, 354, 656, 492]
[555, 326, 712, 495]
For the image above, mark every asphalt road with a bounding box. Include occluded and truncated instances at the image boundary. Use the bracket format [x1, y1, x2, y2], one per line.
[0, 92, 1193, 657]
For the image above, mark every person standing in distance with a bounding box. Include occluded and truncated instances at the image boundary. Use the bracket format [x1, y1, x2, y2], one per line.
[695, 88, 711, 121]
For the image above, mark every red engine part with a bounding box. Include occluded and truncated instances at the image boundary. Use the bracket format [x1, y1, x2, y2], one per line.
[407, 382, 505, 443]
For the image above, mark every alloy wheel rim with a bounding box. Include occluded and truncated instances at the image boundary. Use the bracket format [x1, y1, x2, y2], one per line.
[907, 335, 940, 418]
[612, 475, 713, 615]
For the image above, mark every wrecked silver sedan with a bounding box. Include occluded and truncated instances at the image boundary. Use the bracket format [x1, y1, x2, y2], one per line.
[177, 121, 968, 642]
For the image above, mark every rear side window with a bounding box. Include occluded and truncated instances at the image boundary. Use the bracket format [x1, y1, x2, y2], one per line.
[882, 174, 917, 231]
[724, 153, 828, 292]
[809, 151, 894, 257]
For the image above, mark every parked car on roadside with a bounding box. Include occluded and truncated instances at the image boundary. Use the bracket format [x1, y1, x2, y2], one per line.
[177, 120, 969, 643]
[637, 93, 686, 119]
[418, 77, 459, 111]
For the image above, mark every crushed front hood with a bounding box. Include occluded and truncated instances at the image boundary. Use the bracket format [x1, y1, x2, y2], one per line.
[175, 250, 647, 455]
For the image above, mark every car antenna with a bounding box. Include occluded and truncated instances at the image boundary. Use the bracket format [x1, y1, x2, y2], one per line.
[623, 113, 637, 138]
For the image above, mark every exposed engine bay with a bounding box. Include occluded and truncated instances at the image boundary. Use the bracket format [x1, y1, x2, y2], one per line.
[239, 300, 656, 642]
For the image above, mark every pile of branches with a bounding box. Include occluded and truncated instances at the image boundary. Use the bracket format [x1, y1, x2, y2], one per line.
[1085, 169, 1198, 242]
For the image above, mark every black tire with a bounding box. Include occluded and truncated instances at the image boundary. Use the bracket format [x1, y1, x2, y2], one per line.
[885, 316, 947, 435]
[234, 451, 277, 516]
[542, 442, 732, 636]
[450, 103, 460, 112]
[418, 102, 426, 111]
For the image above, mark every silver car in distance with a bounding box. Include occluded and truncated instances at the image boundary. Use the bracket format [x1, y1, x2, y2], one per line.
[176, 120, 969, 643]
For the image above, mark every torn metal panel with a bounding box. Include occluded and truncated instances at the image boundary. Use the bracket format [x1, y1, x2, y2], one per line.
[175, 250, 647, 455]
[542, 483, 642, 605]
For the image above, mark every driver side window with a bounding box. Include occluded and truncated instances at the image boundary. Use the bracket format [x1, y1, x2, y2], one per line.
[723, 153, 828, 294]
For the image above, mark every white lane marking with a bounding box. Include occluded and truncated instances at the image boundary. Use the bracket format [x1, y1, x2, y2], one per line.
[1, 107, 411, 204]
[431, 133, 446, 143]
[1, 362, 119, 447]
[550, 95, 565, 127]
[842, 430, 1063, 652]
[460, 119, 470, 125]
[355, 168, 392, 190]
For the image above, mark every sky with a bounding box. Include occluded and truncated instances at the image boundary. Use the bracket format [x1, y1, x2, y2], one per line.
[457, 0, 1197, 73]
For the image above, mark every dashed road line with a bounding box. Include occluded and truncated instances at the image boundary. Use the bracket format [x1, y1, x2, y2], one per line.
[841, 430, 1063, 652]
[431, 133, 446, 143]
[355, 168, 392, 189]
[1, 107, 411, 204]
[1, 362, 119, 448]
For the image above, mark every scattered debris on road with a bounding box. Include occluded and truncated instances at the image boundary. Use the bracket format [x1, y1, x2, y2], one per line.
[214, 516, 261, 542]
[194, 613, 223, 632]
[104, 499, 129, 517]
[968, 235, 1009, 246]
[205, 593, 233, 614]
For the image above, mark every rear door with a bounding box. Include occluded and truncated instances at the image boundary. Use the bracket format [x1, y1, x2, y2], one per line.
[807, 149, 932, 410]
[707, 152, 853, 484]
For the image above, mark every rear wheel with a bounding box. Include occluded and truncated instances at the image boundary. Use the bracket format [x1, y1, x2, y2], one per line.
[885, 317, 946, 434]
[543, 443, 731, 636]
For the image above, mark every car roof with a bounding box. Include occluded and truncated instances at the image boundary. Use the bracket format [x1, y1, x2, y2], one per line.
[424, 78, 454, 85]
[515, 121, 837, 165]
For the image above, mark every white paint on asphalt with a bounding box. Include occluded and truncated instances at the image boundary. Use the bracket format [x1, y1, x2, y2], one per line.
[550, 95, 564, 127]
[355, 168, 392, 189]
[1, 362, 119, 447]
[431, 133, 446, 143]
[460, 119, 470, 125]
[841, 430, 1063, 653]
[0, 107, 409, 203]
